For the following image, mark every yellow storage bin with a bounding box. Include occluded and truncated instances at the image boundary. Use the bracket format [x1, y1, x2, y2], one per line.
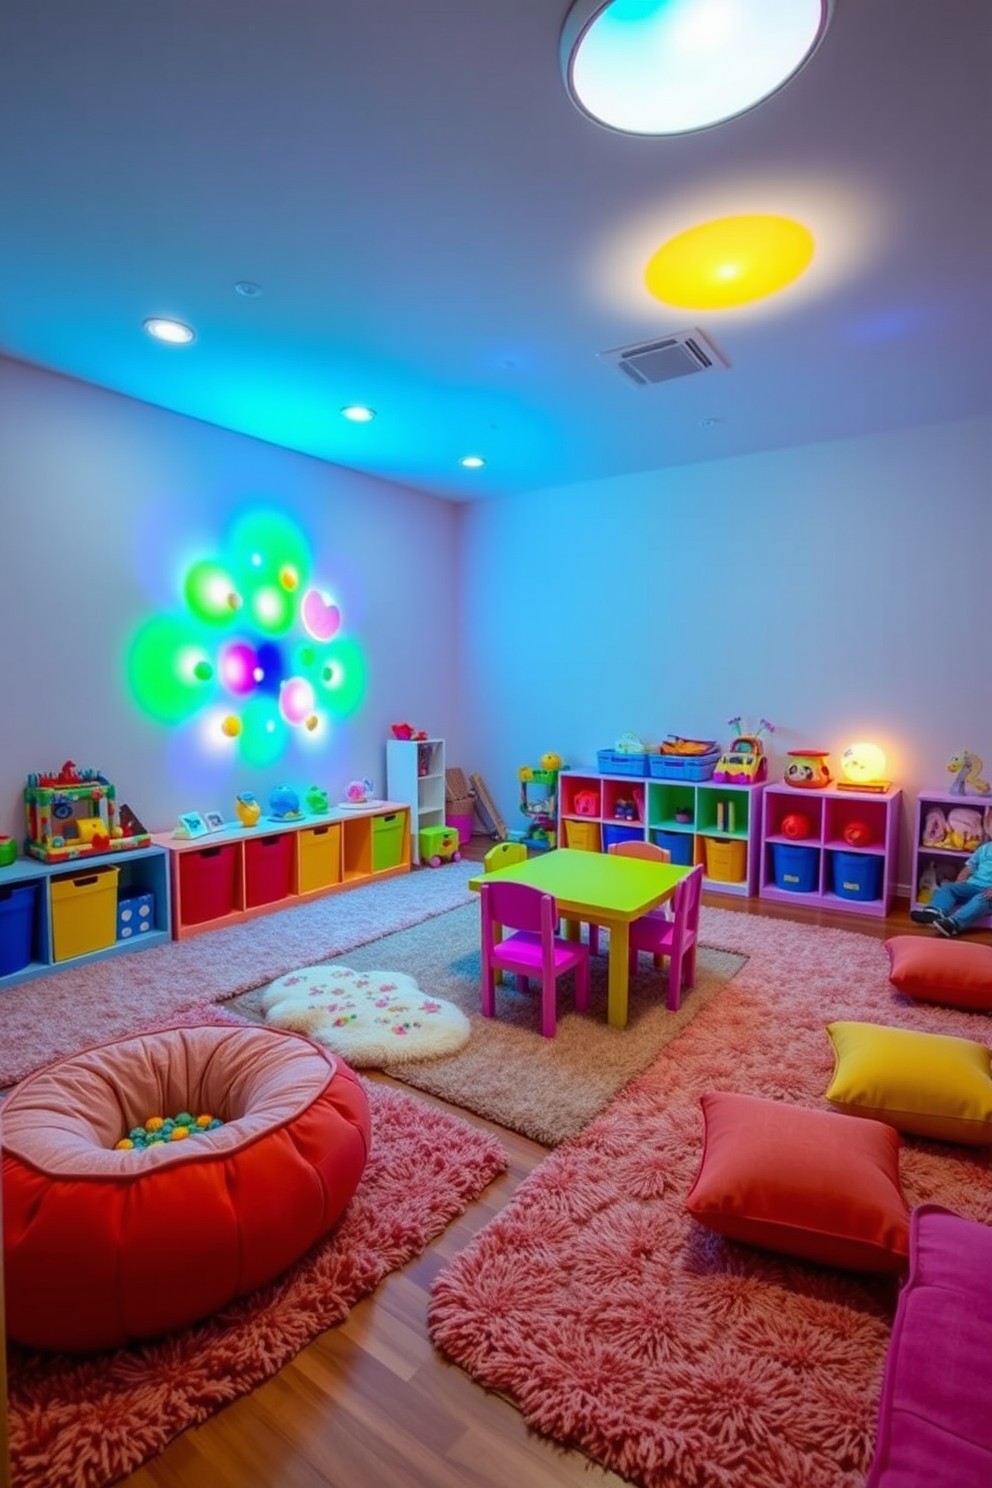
[297, 823, 342, 893]
[565, 820, 600, 852]
[703, 836, 746, 883]
[372, 812, 406, 872]
[51, 866, 119, 961]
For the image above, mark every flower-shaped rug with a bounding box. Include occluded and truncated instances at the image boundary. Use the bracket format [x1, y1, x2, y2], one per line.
[259, 966, 471, 1066]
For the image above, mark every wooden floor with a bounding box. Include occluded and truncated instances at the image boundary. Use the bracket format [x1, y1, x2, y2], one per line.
[120, 839, 946, 1488]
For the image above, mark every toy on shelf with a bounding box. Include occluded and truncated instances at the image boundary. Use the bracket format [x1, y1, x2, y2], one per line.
[783, 750, 832, 789]
[269, 785, 303, 820]
[24, 762, 151, 863]
[0, 835, 17, 867]
[518, 760, 560, 849]
[418, 824, 461, 867]
[781, 813, 811, 839]
[713, 717, 774, 784]
[344, 779, 375, 806]
[305, 785, 330, 814]
[842, 820, 874, 847]
[947, 806, 984, 851]
[391, 722, 428, 741]
[947, 749, 990, 796]
[235, 792, 262, 828]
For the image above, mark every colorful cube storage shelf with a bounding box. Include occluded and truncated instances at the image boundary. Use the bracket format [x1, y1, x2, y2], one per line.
[51, 867, 119, 962]
[0, 883, 38, 976]
[118, 892, 154, 939]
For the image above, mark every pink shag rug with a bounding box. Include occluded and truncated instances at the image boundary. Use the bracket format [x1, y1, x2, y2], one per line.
[8, 1077, 507, 1488]
[429, 908, 992, 1488]
[0, 861, 475, 1088]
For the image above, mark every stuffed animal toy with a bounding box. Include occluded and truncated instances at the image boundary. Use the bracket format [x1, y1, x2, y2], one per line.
[922, 806, 949, 847]
[946, 806, 984, 852]
[947, 749, 991, 795]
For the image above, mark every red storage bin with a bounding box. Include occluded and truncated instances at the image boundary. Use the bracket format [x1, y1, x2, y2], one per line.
[245, 832, 294, 908]
[178, 844, 240, 926]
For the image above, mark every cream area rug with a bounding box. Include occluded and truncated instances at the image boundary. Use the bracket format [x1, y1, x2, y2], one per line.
[229, 901, 747, 1145]
[260, 965, 471, 1064]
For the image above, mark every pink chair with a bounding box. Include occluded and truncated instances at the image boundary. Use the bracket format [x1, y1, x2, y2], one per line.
[627, 863, 703, 1011]
[480, 879, 590, 1038]
[588, 840, 672, 956]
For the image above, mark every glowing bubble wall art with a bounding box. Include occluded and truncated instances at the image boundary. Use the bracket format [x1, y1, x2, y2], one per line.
[128, 509, 367, 765]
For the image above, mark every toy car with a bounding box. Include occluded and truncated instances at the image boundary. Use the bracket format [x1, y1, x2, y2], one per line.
[712, 735, 768, 784]
[418, 824, 461, 867]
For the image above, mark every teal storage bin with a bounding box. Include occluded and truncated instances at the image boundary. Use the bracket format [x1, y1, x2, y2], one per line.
[832, 851, 882, 902]
[654, 830, 694, 866]
[0, 882, 37, 976]
[772, 843, 818, 892]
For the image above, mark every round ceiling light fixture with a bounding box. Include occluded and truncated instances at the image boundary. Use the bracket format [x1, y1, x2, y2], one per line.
[645, 214, 815, 309]
[340, 405, 376, 423]
[459, 455, 486, 469]
[561, 0, 833, 136]
[143, 317, 195, 345]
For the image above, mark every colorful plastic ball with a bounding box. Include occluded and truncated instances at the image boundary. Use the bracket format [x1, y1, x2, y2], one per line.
[781, 814, 811, 839]
[843, 820, 874, 847]
[196, 1114, 213, 1128]
[115, 1138, 135, 1150]
[176, 1112, 194, 1126]
[305, 713, 319, 732]
[279, 565, 299, 591]
[170, 1127, 189, 1141]
[145, 1116, 164, 1131]
[222, 715, 243, 738]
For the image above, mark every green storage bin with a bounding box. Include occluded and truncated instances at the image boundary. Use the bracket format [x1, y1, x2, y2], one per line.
[372, 812, 405, 871]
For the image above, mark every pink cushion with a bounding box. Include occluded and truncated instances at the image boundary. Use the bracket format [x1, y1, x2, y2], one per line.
[866, 1205, 992, 1487]
[885, 935, 992, 1010]
[685, 1092, 911, 1272]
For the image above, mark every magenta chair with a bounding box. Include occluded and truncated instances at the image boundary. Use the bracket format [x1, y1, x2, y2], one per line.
[480, 879, 590, 1038]
[588, 840, 672, 956]
[627, 863, 703, 1012]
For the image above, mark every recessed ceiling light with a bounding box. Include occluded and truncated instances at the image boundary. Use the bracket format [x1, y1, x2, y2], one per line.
[699, 416, 722, 427]
[143, 317, 195, 345]
[459, 455, 486, 469]
[340, 405, 376, 423]
[561, 0, 832, 136]
[234, 281, 263, 298]
[646, 215, 815, 309]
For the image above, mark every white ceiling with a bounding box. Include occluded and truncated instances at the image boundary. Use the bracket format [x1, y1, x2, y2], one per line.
[2, 1, 990, 503]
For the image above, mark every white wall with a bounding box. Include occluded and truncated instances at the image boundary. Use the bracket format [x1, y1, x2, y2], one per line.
[457, 415, 992, 882]
[0, 357, 461, 843]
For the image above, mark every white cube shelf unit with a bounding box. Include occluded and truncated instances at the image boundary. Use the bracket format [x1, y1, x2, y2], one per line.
[911, 789, 992, 930]
[557, 769, 764, 897]
[386, 738, 446, 864]
[759, 783, 901, 917]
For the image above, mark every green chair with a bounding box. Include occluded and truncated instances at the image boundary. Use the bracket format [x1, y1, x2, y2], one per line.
[484, 841, 528, 872]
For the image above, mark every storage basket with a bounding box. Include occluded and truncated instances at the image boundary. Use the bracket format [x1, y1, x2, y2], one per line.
[602, 823, 644, 851]
[117, 892, 154, 939]
[649, 748, 721, 781]
[703, 836, 746, 883]
[565, 820, 601, 851]
[653, 830, 694, 866]
[772, 843, 818, 893]
[832, 851, 882, 902]
[373, 812, 407, 870]
[0, 882, 38, 975]
[597, 750, 650, 777]
[298, 823, 342, 893]
[51, 867, 119, 961]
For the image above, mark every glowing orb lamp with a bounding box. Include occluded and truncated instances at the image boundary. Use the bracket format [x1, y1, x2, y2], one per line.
[279, 677, 315, 727]
[839, 741, 890, 793]
[645, 215, 814, 310]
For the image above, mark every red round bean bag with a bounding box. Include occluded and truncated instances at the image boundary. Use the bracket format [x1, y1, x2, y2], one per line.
[1, 1024, 371, 1352]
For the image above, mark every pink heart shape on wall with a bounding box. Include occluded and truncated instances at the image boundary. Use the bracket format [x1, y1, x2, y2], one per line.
[301, 589, 341, 641]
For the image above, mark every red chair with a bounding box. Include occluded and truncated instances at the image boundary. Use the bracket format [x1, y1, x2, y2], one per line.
[480, 879, 590, 1038]
[588, 840, 672, 956]
[627, 863, 703, 1011]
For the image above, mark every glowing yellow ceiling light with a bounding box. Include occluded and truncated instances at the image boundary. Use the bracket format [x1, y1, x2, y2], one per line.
[645, 214, 814, 309]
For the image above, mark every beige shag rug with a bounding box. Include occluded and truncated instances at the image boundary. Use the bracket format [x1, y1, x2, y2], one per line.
[231, 902, 747, 1144]
[259, 965, 471, 1064]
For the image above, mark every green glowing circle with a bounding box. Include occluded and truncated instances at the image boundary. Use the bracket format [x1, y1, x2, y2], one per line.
[318, 636, 366, 717]
[248, 582, 294, 635]
[128, 618, 209, 723]
[239, 696, 289, 768]
[227, 509, 312, 590]
[184, 561, 240, 625]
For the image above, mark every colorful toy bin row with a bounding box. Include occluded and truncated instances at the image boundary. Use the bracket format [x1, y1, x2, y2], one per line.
[24, 762, 150, 863]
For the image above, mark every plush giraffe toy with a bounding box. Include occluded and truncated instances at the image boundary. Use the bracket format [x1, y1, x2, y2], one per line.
[946, 749, 991, 796]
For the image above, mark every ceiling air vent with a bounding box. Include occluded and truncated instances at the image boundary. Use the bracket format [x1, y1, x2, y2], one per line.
[599, 328, 727, 387]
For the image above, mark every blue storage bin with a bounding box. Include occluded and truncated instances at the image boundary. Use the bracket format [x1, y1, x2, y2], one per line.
[649, 749, 721, 781]
[832, 851, 882, 902]
[0, 882, 37, 975]
[118, 891, 154, 939]
[597, 750, 650, 777]
[602, 823, 644, 851]
[772, 843, 818, 893]
[654, 830, 694, 866]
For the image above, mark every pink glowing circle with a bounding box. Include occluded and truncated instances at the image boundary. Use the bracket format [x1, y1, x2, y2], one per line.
[220, 642, 258, 696]
[279, 676, 315, 726]
[301, 588, 341, 642]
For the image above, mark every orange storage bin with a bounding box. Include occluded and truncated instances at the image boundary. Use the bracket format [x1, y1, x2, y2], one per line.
[298, 823, 341, 893]
[565, 820, 600, 852]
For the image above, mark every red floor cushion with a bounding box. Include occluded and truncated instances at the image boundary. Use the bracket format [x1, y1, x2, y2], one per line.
[884, 935, 992, 1011]
[1, 1024, 370, 1352]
